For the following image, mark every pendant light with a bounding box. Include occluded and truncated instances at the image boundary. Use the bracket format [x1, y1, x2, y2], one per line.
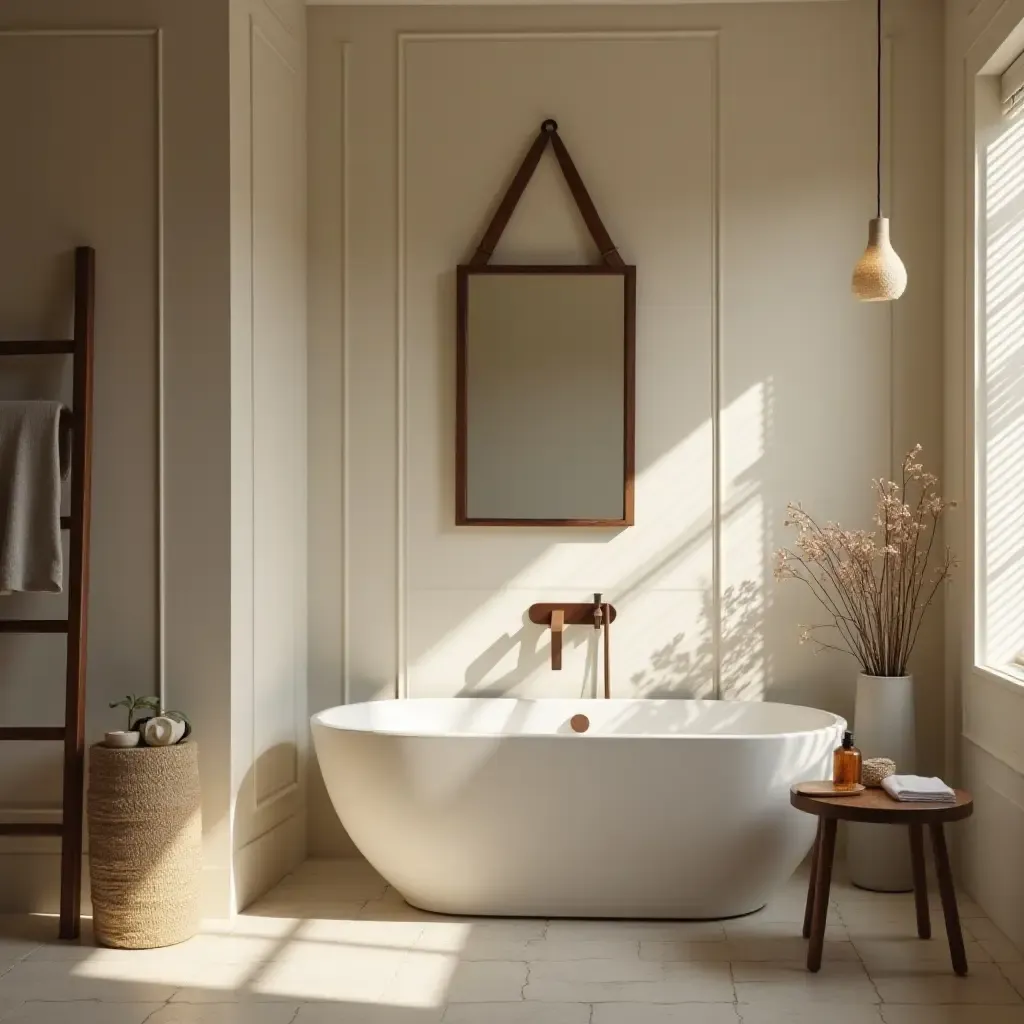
[852, 0, 907, 302]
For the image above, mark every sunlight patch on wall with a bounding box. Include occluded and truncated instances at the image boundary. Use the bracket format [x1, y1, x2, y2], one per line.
[720, 380, 769, 702]
[407, 415, 715, 696]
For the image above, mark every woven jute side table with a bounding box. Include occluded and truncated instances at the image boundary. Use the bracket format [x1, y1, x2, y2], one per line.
[87, 742, 202, 949]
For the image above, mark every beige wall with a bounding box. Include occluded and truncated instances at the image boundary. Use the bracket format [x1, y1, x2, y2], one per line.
[307, 0, 945, 854]
[945, 0, 1024, 952]
[0, 0, 307, 915]
[0, 0, 234, 914]
[0, 30, 159, 836]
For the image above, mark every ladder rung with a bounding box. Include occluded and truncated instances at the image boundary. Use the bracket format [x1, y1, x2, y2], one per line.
[0, 822, 63, 837]
[0, 726, 65, 741]
[0, 340, 75, 356]
[0, 620, 69, 634]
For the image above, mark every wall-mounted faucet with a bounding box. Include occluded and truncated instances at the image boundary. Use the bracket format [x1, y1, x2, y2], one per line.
[550, 608, 565, 670]
[528, 596, 616, 697]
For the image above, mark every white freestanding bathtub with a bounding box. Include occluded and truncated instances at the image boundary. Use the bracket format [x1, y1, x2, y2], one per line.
[312, 698, 844, 919]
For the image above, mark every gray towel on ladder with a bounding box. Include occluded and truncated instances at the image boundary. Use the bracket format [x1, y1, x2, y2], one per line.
[0, 401, 69, 593]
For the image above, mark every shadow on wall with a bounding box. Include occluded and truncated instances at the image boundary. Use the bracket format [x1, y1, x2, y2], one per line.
[459, 607, 602, 699]
[446, 375, 794, 705]
[435, 364, 862, 733]
[400, 348, 862, 747]
[630, 581, 764, 702]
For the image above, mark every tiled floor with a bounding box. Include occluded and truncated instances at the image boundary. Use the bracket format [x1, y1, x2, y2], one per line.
[1, 858, 1023, 1022]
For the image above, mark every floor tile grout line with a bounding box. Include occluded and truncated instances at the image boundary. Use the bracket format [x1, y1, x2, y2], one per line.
[139, 997, 173, 1024]
[863, 956, 885, 1007]
[996, 961, 1024, 1001]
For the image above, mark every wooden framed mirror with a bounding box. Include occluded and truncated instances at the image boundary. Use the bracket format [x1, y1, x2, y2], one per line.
[456, 120, 636, 527]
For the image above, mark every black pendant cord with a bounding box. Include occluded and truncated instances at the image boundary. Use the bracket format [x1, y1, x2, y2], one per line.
[876, 0, 882, 219]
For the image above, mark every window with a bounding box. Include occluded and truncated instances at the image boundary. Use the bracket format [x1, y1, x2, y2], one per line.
[978, 67, 1024, 674]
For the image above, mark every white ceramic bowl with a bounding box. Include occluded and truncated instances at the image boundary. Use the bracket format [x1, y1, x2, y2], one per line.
[105, 730, 141, 748]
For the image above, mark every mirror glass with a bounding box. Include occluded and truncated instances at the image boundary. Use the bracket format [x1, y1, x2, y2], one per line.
[458, 268, 634, 525]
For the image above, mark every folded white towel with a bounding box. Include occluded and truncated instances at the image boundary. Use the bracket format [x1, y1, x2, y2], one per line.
[882, 774, 956, 803]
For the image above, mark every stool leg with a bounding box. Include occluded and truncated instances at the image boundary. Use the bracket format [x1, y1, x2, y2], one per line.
[909, 823, 931, 940]
[930, 823, 968, 976]
[803, 819, 822, 940]
[807, 818, 837, 973]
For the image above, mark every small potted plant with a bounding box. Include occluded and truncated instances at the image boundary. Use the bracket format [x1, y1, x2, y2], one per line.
[105, 695, 192, 748]
[105, 694, 160, 748]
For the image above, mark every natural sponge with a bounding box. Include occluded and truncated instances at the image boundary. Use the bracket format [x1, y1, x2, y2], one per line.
[862, 757, 896, 788]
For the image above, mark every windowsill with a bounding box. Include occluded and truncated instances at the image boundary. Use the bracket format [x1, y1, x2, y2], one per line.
[973, 663, 1024, 697]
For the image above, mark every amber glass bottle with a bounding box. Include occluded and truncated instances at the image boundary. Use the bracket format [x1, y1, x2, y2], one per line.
[833, 731, 862, 791]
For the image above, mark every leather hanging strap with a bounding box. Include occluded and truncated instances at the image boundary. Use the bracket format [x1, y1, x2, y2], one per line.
[548, 130, 624, 268]
[470, 119, 624, 268]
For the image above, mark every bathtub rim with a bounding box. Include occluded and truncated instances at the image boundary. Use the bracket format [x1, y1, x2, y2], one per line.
[310, 696, 845, 741]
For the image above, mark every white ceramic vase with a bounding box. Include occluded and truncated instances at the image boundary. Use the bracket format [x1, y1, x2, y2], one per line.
[847, 673, 916, 891]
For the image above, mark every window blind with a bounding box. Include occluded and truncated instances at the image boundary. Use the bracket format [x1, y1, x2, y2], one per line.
[1002, 50, 1024, 118]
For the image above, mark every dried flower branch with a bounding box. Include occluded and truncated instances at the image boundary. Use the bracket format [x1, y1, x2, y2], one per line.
[774, 446, 957, 677]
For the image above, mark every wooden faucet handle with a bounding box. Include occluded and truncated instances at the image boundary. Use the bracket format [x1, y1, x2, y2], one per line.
[550, 609, 565, 671]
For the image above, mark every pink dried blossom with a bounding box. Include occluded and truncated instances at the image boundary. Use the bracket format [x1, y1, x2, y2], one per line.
[774, 447, 956, 676]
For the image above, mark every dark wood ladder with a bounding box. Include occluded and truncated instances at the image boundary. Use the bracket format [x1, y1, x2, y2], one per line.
[0, 246, 95, 940]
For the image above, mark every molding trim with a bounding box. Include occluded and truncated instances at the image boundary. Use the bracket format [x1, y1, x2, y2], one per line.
[341, 42, 352, 707]
[396, 32, 407, 700]
[884, 35, 896, 481]
[710, 32, 722, 699]
[156, 27, 166, 709]
[250, 16, 301, 808]
[395, 29, 721, 699]
[0, 25, 165, 825]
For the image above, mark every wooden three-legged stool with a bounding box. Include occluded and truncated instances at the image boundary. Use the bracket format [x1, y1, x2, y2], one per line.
[790, 785, 974, 975]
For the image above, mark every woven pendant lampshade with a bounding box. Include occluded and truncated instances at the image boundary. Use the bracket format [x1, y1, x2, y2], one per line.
[852, 0, 906, 302]
[853, 217, 907, 301]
